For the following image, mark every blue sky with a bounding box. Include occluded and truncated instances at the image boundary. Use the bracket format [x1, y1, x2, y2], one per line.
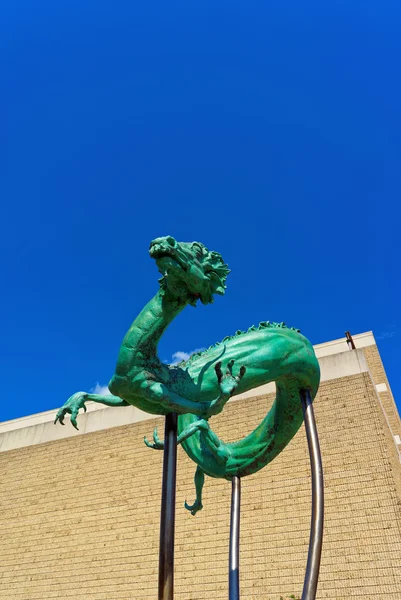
[1, 0, 400, 422]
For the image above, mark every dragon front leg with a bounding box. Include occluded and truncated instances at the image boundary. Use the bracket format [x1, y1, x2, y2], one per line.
[54, 391, 129, 430]
[185, 466, 205, 516]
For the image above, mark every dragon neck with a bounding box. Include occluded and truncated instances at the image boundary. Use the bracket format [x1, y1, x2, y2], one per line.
[125, 287, 187, 360]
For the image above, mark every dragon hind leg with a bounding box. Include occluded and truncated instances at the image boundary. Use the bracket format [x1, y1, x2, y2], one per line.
[184, 466, 205, 516]
[144, 418, 210, 450]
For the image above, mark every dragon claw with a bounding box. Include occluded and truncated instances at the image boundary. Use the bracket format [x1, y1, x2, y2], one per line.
[215, 359, 247, 397]
[215, 361, 223, 382]
[54, 409, 65, 426]
[226, 359, 235, 374]
[237, 365, 246, 381]
[144, 427, 164, 450]
[184, 499, 203, 516]
[54, 392, 88, 429]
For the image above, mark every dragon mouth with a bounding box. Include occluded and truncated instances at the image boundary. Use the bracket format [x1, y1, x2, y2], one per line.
[149, 244, 173, 260]
[155, 255, 181, 276]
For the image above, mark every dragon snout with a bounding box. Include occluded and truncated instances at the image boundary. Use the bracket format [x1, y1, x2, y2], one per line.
[149, 235, 178, 258]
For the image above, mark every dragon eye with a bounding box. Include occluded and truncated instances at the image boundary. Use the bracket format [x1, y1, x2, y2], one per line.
[192, 243, 204, 259]
[166, 236, 176, 247]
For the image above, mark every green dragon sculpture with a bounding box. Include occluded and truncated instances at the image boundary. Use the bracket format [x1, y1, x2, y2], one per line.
[55, 236, 320, 515]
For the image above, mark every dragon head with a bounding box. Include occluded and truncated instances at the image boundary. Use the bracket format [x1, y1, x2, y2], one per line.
[149, 236, 230, 305]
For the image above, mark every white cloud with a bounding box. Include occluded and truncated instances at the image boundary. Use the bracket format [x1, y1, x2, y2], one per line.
[171, 348, 205, 365]
[92, 348, 207, 379]
[172, 351, 191, 363]
[90, 382, 112, 395]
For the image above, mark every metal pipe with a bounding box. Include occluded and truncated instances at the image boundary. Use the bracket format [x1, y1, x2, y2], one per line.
[300, 389, 324, 600]
[159, 412, 178, 600]
[229, 476, 241, 600]
[345, 331, 356, 350]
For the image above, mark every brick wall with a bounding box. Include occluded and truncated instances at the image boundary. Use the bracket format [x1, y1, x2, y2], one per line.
[363, 344, 401, 437]
[0, 361, 400, 598]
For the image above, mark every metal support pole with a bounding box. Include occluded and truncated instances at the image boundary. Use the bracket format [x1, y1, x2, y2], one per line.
[159, 412, 178, 600]
[300, 389, 324, 600]
[345, 331, 356, 350]
[229, 476, 241, 600]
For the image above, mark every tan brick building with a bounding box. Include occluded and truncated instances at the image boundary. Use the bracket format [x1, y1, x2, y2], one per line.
[0, 332, 400, 599]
